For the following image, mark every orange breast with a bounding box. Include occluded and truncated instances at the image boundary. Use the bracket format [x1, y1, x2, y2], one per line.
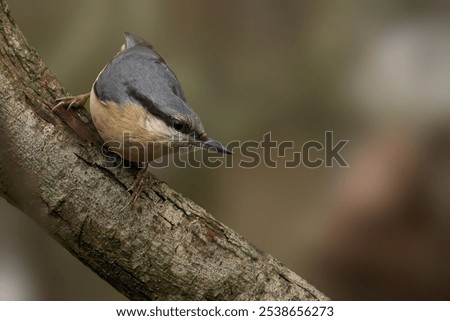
[89, 87, 172, 163]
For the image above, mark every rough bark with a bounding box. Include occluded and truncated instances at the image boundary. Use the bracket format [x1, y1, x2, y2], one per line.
[0, 0, 328, 300]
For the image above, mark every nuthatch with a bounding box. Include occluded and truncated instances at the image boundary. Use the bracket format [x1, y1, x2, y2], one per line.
[54, 32, 231, 203]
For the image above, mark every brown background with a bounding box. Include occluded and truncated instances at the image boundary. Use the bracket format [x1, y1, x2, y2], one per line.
[1, 0, 449, 300]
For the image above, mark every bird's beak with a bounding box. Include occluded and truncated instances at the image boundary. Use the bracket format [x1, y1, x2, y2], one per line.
[201, 139, 232, 154]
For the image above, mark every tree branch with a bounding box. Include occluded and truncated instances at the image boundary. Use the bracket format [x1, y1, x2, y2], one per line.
[0, 0, 328, 300]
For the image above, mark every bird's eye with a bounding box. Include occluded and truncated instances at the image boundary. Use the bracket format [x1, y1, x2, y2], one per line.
[172, 119, 184, 131]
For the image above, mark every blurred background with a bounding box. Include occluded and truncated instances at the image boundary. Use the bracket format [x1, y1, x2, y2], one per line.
[1, 0, 449, 300]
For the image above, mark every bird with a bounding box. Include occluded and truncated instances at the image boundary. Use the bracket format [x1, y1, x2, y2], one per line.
[54, 32, 231, 205]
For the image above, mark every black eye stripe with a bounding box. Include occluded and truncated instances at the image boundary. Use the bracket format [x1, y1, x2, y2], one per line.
[127, 86, 195, 135]
[127, 86, 172, 124]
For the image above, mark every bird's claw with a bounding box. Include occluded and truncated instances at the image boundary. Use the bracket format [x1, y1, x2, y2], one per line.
[52, 93, 90, 111]
[121, 164, 151, 211]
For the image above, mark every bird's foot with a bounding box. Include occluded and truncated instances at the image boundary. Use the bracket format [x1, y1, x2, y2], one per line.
[121, 164, 151, 210]
[53, 93, 90, 111]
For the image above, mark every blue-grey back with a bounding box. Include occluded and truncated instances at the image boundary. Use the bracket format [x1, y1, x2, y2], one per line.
[94, 42, 204, 135]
